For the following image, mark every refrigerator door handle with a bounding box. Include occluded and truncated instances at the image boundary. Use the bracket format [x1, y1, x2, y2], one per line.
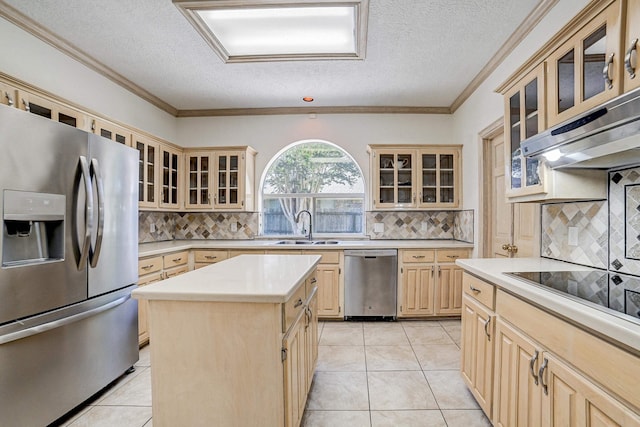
[77, 156, 93, 270]
[0, 295, 130, 345]
[89, 158, 105, 268]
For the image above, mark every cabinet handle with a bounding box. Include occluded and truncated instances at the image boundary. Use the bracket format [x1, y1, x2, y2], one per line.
[438, 266, 441, 277]
[446, 255, 459, 259]
[529, 349, 539, 386]
[4, 91, 13, 106]
[22, 98, 30, 112]
[538, 357, 549, 395]
[172, 257, 182, 262]
[625, 38, 638, 79]
[431, 266, 434, 277]
[310, 277, 317, 284]
[294, 298, 303, 308]
[483, 317, 491, 341]
[141, 264, 154, 270]
[204, 255, 217, 260]
[412, 255, 425, 259]
[469, 285, 481, 293]
[603, 53, 615, 90]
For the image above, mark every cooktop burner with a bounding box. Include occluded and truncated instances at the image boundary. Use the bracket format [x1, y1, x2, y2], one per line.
[507, 270, 640, 324]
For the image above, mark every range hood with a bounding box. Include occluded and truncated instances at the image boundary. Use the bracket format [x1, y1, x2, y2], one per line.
[521, 87, 640, 169]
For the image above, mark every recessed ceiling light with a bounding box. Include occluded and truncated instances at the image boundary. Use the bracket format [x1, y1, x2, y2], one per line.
[173, 0, 369, 63]
[302, 97, 314, 102]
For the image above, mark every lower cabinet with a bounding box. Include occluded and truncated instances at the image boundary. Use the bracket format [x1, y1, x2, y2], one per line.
[399, 249, 469, 317]
[303, 250, 343, 319]
[460, 272, 640, 427]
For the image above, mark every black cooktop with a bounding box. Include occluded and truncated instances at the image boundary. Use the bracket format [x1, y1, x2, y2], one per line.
[507, 270, 640, 324]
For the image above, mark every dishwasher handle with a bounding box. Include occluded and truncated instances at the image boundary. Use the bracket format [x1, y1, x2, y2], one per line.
[344, 249, 397, 257]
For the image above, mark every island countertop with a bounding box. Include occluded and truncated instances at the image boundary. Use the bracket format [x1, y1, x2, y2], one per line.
[456, 257, 640, 354]
[132, 254, 321, 303]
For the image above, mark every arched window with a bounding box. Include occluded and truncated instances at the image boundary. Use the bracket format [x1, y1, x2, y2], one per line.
[261, 140, 365, 237]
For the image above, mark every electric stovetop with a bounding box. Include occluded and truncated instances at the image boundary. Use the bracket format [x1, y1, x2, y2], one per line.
[507, 270, 640, 324]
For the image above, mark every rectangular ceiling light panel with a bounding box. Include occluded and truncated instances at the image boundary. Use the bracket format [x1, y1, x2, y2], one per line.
[174, 0, 368, 62]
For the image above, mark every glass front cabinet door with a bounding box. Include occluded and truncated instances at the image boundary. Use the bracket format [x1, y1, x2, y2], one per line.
[184, 151, 212, 209]
[503, 64, 546, 198]
[418, 148, 461, 208]
[214, 151, 244, 210]
[373, 149, 417, 209]
[135, 134, 158, 209]
[159, 144, 182, 210]
[546, 0, 622, 126]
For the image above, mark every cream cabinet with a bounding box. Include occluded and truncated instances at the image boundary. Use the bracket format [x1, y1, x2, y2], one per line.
[159, 143, 182, 210]
[624, 0, 640, 90]
[369, 145, 462, 210]
[460, 274, 495, 418]
[18, 90, 88, 130]
[91, 117, 132, 146]
[303, 250, 343, 319]
[184, 147, 257, 212]
[547, 0, 623, 127]
[193, 249, 228, 269]
[134, 134, 159, 209]
[398, 249, 469, 317]
[0, 81, 17, 107]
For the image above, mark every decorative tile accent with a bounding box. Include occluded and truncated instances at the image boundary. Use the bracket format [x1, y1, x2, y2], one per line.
[610, 166, 640, 276]
[174, 212, 258, 240]
[366, 211, 472, 240]
[625, 185, 640, 260]
[541, 200, 608, 269]
[138, 212, 176, 243]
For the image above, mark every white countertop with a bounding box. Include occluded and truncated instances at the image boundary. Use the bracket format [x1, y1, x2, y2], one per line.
[139, 239, 474, 257]
[456, 257, 640, 354]
[133, 254, 321, 303]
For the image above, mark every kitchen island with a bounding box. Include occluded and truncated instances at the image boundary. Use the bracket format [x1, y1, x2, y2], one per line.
[132, 254, 321, 427]
[456, 257, 640, 425]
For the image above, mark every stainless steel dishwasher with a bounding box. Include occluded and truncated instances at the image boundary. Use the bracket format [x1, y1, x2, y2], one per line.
[344, 249, 398, 320]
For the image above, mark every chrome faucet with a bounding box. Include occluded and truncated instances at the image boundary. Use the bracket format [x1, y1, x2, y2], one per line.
[295, 210, 312, 241]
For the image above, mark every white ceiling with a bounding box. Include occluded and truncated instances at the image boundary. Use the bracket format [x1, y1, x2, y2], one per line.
[1, 0, 543, 114]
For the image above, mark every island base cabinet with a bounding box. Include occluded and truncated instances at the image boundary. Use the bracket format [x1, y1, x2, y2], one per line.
[147, 300, 284, 427]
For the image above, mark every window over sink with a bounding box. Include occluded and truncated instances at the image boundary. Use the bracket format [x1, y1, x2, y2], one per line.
[260, 140, 365, 237]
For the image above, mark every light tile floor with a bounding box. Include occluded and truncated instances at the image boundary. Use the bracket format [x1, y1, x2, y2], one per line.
[55, 319, 491, 427]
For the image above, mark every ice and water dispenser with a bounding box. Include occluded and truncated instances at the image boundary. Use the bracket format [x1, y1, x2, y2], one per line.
[2, 190, 65, 267]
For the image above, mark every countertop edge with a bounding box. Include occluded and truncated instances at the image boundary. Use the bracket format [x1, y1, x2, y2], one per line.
[456, 258, 640, 355]
[138, 239, 475, 257]
[133, 255, 321, 303]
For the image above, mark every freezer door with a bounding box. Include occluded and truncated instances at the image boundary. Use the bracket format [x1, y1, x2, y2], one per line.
[0, 106, 88, 324]
[87, 134, 138, 297]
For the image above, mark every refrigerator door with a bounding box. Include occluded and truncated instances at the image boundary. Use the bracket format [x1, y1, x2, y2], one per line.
[0, 106, 88, 324]
[87, 134, 138, 297]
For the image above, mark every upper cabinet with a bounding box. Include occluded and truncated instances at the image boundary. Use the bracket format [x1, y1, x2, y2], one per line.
[624, 0, 640, 91]
[497, 0, 628, 203]
[159, 144, 182, 210]
[18, 90, 88, 130]
[184, 147, 256, 212]
[134, 134, 159, 210]
[91, 118, 132, 146]
[369, 145, 462, 210]
[547, 0, 623, 127]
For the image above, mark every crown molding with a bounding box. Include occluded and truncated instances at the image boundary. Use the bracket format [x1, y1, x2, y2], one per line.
[0, 1, 178, 116]
[451, 0, 559, 113]
[176, 105, 451, 117]
[0, 0, 558, 118]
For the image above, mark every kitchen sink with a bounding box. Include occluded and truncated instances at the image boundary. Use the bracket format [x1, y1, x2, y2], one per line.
[273, 240, 340, 245]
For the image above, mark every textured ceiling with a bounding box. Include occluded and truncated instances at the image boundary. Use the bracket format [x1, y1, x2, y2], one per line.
[1, 0, 542, 112]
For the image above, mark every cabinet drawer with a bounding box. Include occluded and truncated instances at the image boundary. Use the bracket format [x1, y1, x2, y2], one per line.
[138, 272, 163, 286]
[164, 265, 188, 279]
[283, 282, 307, 332]
[303, 250, 340, 264]
[463, 273, 495, 310]
[163, 251, 188, 268]
[436, 249, 469, 263]
[402, 250, 435, 263]
[194, 250, 228, 264]
[138, 256, 163, 276]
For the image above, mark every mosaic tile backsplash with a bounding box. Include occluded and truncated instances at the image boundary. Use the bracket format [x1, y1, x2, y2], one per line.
[610, 166, 640, 276]
[140, 210, 474, 243]
[365, 210, 474, 242]
[541, 200, 608, 269]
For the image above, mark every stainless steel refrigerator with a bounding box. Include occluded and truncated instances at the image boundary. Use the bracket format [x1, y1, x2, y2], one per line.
[0, 105, 139, 426]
